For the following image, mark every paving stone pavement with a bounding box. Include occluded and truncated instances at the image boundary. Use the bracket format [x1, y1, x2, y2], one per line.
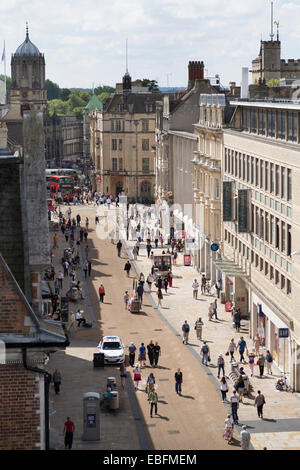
[46, 202, 236, 451]
[109, 202, 300, 451]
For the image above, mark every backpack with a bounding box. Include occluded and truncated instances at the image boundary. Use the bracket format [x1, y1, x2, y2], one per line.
[182, 323, 190, 332]
[249, 355, 255, 364]
[202, 345, 209, 354]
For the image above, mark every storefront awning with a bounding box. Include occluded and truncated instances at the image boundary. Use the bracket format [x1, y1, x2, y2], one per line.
[213, 259, 250, 279]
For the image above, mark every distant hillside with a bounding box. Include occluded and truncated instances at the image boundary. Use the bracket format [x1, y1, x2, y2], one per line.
[159, 87, 186, 92]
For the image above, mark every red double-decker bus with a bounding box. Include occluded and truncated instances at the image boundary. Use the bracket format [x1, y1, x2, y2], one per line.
[49, 175, 75, 202]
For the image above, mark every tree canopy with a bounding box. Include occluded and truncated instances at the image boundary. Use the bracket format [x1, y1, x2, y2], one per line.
[266, 78, 280, 87]
[47, 82, 115, 117]
[0, 75, 11, 90]
[141, 79, 160, 92]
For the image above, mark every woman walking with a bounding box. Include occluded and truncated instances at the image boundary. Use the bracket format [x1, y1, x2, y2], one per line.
[234, 374, 245, 403]
[168, 270, 173, 287]
[227, 339, 237, 362]
[164, 277, 168, 294]
[194, 317, 204, 341]
[146, 373, 156, 399]
[253, 333, 261, 356]
[254, 390, 265, 418]
[146, 273, 153, 292]
[120, 363, 127, 390]
[138, 343, 147, 368]
[220, 377, 229, 402]
[248, 350, 256, 377]
[223, 414, 234, 444]
[133, 365, 142, 391]
[157, 288, 163, 308]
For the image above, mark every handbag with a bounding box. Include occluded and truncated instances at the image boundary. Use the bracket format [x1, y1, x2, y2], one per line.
[207, 355, 211, 363]
[225, 351, 229, 356]
[257, 359, 260, 366]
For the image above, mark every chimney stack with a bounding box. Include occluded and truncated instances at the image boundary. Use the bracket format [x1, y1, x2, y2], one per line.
[188, 61, 204, 89]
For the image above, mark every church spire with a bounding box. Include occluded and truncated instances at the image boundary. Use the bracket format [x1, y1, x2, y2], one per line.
[26, 22, 29, 40]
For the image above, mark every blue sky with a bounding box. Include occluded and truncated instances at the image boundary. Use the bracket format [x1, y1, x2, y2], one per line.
[1, 0, 300, 89]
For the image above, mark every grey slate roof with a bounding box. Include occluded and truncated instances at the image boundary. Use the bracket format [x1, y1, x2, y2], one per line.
[104, 91, 162, 114]
[15, 31, 40, 57]
[0, 252, 68, 348]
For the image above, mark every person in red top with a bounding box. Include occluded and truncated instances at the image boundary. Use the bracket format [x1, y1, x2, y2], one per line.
[99, 284, 105, 303]
[63, 416, 75, 449]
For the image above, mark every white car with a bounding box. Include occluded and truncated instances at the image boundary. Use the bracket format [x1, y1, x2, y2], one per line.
[97, 336, 125, 364]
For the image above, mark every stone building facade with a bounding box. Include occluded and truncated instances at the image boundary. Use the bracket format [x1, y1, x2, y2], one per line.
[90, 72, 160, 202]
[0, 112, 67, 449]
[221, 98, 300, 391]
[10, 26, 47, 111]
[192, 94, 234, 281]
[252, 39, 300, 84]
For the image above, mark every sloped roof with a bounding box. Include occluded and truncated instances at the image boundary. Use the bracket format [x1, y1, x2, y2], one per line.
[85, 94, 103, 112]
[104, 91, 162, 114]
[0, 252, 68, 348]
[15, 31, 40, 57]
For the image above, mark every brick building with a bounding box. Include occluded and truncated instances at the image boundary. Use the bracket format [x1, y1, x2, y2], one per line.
[0, 253, 67, 450]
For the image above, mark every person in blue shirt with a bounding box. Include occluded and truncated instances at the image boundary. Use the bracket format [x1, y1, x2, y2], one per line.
[238, 337, 247, 363]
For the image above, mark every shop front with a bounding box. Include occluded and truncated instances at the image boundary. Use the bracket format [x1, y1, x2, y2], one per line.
[252, 292, 291, 382]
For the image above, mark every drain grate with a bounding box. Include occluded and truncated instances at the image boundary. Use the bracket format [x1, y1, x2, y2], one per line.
[168, 430, 180, 435]
[129, 332, 139, 334]
[159, 378, 169, 382]
[154, 329, 163, 331]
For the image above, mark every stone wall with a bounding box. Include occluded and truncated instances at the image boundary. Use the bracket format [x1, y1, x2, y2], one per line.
[0, 162, 25, 290]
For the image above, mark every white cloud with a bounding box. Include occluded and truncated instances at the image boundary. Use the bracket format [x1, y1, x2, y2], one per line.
[0, 0, 299, 88]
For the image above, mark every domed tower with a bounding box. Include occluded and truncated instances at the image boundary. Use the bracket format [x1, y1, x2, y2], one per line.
[10, 24, 47, 110]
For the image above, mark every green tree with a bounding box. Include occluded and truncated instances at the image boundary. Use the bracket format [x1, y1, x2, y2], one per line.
[68, 89, 91, 109]
[266, 78, 280, 87]
[141, 79, 160, 92]
[97, 91, 110, 102]
[60, 88, 71, 101]
[94, 85, 115, 95]
[48, 99, 69, 116]
[0, 75, 11, 90]
[45, 79, 61, 100]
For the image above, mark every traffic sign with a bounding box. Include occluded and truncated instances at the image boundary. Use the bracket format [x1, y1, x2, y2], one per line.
[97, 177, 102, 183]
[211, 243, 219, 252]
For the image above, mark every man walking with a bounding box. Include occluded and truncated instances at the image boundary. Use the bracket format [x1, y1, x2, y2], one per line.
[175, 368, 183, 396]
[98, 284, 105, 303]
[238, 336, 247, 363]
[230, 390, 239, 425]
[192, 279, 199, 300]
[53, 369, 62, 395]
[149, 390, 158, 418]
[215, 279, 221, 299]
[137, 282, 144, 305]
[240, 425, 251, 450]
[117, 240, 122, 257]
[201, 341, 210, 366]
[153, 342, 161, 367]
[201, 274, 207, 295]
[124, 260, 131, 277]
[128, 342, 136, 367]
[63, 416, 75, 449]
[182, 320, 190, 345]
[254, 390, 265, 419]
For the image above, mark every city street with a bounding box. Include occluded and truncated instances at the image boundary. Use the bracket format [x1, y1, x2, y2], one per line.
[47, 203, 233, 450]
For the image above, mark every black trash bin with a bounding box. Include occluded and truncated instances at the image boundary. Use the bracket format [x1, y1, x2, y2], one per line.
[93, 353, 104, 368]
